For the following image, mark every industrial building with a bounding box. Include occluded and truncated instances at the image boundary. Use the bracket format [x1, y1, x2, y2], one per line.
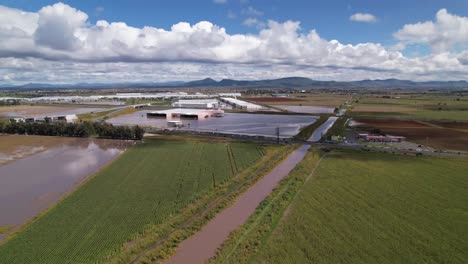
[172, 99, 220, 109]
[6, 92, 246, 104]
[147, 108, 224, 120]
[20, 114, 78, 123]
[220, 97, 262, 110]
[218, 93, 241, 97]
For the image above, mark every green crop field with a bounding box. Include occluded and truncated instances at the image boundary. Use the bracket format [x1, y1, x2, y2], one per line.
[0, 139, 265, 264]
[213, 149, 468, 264]
[252, 150, 468, 263]
[351, 94, 468, 121]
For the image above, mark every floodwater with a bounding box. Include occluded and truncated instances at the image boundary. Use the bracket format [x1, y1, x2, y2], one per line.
[0, 136, 130, 231]
[337, 108, 347, 116]
[308, 116, 339, 142]
[108, 111, 317, 138]
[275, 105, 335, 114]
[165, 144, 310, 264]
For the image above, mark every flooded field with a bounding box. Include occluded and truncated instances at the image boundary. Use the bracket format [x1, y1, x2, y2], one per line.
[0, 105, 105, 118]
[0, 136, 76, 166]
[275, 105, 335, 114]
[0, 136, 131, 234]
[108, 111, 317, 138]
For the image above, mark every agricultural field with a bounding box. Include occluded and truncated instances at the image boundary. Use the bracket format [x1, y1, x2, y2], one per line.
[0, 105, 106, 118]
[0, 135, 73, 165]
[0, 139, 266, 263]
[238, 150, 468, 263]
[351, 94, 468, 121]
[353, 118, 468, 152]
[244, 93, 351, 108]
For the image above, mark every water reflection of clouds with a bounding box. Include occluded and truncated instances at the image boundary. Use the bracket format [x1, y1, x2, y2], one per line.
[0, 138, 128, 227]
[0, 146, 46, 166]
[63, 142, 123, 175]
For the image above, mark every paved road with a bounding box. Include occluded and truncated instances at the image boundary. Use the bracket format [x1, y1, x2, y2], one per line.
[307, 116, 338, 142]
[165, 145, 311, 264]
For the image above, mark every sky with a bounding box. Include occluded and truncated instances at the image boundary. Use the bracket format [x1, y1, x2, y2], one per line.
[0, 0, 467, 84]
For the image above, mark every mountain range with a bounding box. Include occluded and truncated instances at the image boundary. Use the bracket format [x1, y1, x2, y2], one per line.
[1, 77, 467, 90]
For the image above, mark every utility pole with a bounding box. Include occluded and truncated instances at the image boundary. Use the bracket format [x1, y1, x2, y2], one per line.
[276, 127, 280, 144]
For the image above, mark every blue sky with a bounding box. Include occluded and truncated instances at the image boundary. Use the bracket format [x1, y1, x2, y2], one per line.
[3, 0, 466, 47]
[0, 1, 467, 83]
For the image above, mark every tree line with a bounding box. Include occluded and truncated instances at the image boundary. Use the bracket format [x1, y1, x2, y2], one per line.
[0, 121, 145, 140]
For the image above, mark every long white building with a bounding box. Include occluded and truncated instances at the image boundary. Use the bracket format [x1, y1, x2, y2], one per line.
[171, 99, 219, 109]
[220, 97, 262, 110]
[147, 108, 224, 120]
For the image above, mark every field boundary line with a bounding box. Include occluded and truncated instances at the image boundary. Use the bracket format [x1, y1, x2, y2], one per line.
[246, 153, 327, 264]
[127, 145, 296, 264]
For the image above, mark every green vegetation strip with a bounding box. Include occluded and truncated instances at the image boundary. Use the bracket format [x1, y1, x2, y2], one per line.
[77, 109, 116, 121]
[323, 116, 348, 139]
[294, 115, 329, 140]
[125, 143, 296, 264]
[1, 121, 144, 140]
[0, 139, 266, 264]
[0, 226, 14, 235]
[254, 150, 468, 263]
[209, 148, 322, 264]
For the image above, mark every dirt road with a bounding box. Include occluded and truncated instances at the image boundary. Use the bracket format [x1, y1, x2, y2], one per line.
[165, 144, 311, 264]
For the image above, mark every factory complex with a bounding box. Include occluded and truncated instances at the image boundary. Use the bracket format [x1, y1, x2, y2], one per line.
[147, 108, 225, 120]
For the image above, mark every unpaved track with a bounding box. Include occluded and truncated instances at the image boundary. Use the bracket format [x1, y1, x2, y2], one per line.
[165, 145, 310, 264]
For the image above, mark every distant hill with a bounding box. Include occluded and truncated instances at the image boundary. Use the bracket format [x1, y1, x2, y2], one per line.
[182, 77, 468, 89]
[1, 77, 467, 90]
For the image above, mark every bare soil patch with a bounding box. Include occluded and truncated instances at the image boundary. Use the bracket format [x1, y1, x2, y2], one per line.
[352, 105, 416, 113]
[354, 118, 430, 128]
[355, 118, 468, 151]
[431, 121, 468, 130]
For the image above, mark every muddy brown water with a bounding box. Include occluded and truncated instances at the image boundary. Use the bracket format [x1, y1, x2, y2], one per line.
[307, 116, 339, 142]
[165, 144, 310, 264]
[0, 137, 131, 235]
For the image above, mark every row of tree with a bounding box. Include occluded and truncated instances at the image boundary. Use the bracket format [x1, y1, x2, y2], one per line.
[0, 121, 145, 140]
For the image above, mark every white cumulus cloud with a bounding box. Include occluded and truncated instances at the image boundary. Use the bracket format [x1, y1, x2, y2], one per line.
[394, 9, 468, 54]
[242, 6, 263, 16]
[0, 3, 466, 84]
[350, 13, 377, 23]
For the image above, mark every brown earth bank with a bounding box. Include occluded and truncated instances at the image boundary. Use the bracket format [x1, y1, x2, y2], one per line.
[243, 97, 306, 103]
[355, 118, 468, 151]
[431, 121, 468, 129]
[164, 145, 311, 264]
[354, 118, 430, 128]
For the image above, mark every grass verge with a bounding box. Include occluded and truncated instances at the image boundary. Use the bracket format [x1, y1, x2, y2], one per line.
[118, 144, 298, 264]
[208, 148, 322, 263]
[294, 115, 329, 141]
